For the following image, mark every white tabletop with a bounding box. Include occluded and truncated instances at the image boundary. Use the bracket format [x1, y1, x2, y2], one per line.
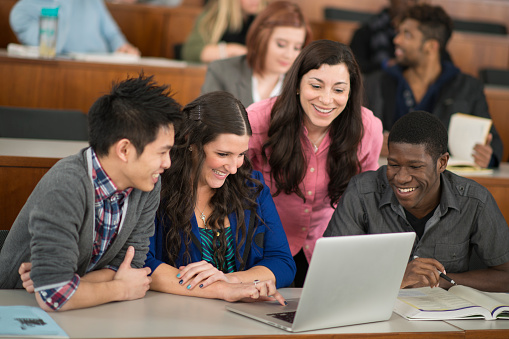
[0, 289, 462, 338]
[0, 138, 89, 159]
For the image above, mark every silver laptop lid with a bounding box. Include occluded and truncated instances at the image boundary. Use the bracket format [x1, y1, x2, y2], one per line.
[291, 232, 415, 332]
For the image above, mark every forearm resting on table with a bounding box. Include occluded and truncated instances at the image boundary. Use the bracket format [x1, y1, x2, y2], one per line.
[80, 268, 116, 283]
[150, 264, 277, 300]
[446, 263, 509, 292]
[150, 263, 234, 299]
[226, 265, 276, 284]
[200, 43, 247, 63]
[35, 279, 135, 312]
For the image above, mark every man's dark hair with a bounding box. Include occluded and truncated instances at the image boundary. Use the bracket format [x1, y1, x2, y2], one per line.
[388, 111, 448, 161]
[401, 4, 453, 56]
[88, 74, 182, 157]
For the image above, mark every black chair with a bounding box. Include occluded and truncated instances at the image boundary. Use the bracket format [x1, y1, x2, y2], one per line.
[324, 7, 373, 24]
[0, 106, 89, 141]
[453, 19, 507, 36]
[479, 68, 509, 87]
[0, 230, 8, 252]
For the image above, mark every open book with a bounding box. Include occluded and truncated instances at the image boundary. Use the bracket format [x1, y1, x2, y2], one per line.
[447, 113, 493, 174]
[394, 285, 509, 321]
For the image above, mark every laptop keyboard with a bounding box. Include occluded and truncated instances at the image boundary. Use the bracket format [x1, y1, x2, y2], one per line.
[268, 311, 296, 324]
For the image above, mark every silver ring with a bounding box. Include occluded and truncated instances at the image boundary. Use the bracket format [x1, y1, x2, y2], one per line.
[254, 279, 260, 286]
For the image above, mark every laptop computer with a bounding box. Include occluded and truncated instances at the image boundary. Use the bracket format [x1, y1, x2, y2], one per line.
[226, 232, 416, 332]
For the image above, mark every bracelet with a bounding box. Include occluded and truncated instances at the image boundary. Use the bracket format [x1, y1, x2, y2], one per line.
[218, 42, 227, 59]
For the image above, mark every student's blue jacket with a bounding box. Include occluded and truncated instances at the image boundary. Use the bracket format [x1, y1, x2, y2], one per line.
[145, 171, 296, 288]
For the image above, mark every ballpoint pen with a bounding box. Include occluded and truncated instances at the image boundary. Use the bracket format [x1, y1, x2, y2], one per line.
[439, 272, 457, 285]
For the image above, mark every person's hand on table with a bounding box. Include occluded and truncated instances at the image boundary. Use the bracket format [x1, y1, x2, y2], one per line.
[401, 257, 444, 288]
[176, 260, 230, 290]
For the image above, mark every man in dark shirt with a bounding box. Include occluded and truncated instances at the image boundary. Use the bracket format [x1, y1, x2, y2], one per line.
[363, 4, 503, 168]
[324, 111, 509, 292]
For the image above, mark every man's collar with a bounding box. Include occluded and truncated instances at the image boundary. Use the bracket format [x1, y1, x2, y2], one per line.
[91, 149, 132, 201]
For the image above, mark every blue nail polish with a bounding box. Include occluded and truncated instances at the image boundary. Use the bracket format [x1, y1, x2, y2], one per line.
[176, 273, 181, 278]
[187, 284, 191, 290]
[284, 301, 288, 305]
[179, 279, 183, 285]
[199, 284, 203, 288]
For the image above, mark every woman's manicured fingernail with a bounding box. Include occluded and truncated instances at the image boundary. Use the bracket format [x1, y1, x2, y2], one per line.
[284, 301, 288, 306]
[179, 279, 183, 285]
[199, 284, 204, 288]
[187, 284, 191, 290]
[176, 273, 181, 278]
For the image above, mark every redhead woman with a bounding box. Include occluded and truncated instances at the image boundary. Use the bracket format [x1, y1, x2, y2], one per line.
[201, 1, 312, 108]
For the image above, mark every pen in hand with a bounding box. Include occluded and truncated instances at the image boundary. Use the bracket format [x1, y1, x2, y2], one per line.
[413, 256, 457, 286]
[439, 272, 456, 286]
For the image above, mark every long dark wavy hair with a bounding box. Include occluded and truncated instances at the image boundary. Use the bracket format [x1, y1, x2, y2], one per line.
[158, 91, 263, 271]
[262, 40, 364, 207]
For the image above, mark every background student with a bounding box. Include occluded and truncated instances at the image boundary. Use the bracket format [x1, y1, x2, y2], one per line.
[350, 0, 420, 74]
[0, 74, 182, 311]
[145, 91, 295, 304]
[182, 0, 266, 63]
[325, 111, 509, 292]
[247, 40, 383, 286]
[201, 0, 312, 107]
[10, 0, 140, 55]
[363, 3, 502, 168]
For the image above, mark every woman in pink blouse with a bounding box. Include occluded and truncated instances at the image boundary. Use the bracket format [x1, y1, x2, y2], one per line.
[247, 40, 383, 286]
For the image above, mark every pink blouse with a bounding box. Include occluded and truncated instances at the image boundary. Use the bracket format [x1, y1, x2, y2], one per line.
[247, 97, 383, 262]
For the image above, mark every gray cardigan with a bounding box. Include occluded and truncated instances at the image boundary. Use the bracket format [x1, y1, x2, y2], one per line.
[201, 55, 254, 108]
[0, 148, 160, 289]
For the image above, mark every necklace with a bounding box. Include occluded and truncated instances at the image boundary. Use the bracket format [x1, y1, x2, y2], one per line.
[196, 204, 221, 236]
[308, 130, 328, 153]
[196, 204, 207, 227]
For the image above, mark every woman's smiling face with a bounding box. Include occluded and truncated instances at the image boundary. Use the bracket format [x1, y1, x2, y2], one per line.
[198, 133, 250, 190]
[298, 63, 350, 132]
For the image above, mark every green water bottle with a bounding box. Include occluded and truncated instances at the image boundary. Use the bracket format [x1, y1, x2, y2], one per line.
[39, 7, 59, 58]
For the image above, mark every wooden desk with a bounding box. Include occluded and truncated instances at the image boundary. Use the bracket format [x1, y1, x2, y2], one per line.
[0, 51, 206, 111]
[106, 3, 201, 59]
[0, 138, 89, 230]
[0, 289, 464, 338]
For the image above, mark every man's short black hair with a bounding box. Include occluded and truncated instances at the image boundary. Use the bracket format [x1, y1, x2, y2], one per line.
[388, 111, 448, 161]
[401, 4, 453, 56]
[88, 73, 182, 157]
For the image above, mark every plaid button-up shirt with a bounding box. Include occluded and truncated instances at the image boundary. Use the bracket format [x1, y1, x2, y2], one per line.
[39, 148, 132, 310]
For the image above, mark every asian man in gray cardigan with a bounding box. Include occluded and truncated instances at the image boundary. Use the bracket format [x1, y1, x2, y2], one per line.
[0, 74, 181, 311]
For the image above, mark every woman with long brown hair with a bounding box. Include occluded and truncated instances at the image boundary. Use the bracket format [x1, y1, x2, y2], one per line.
[248, 40, 383, 286]
[145, 91, 295, 303]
